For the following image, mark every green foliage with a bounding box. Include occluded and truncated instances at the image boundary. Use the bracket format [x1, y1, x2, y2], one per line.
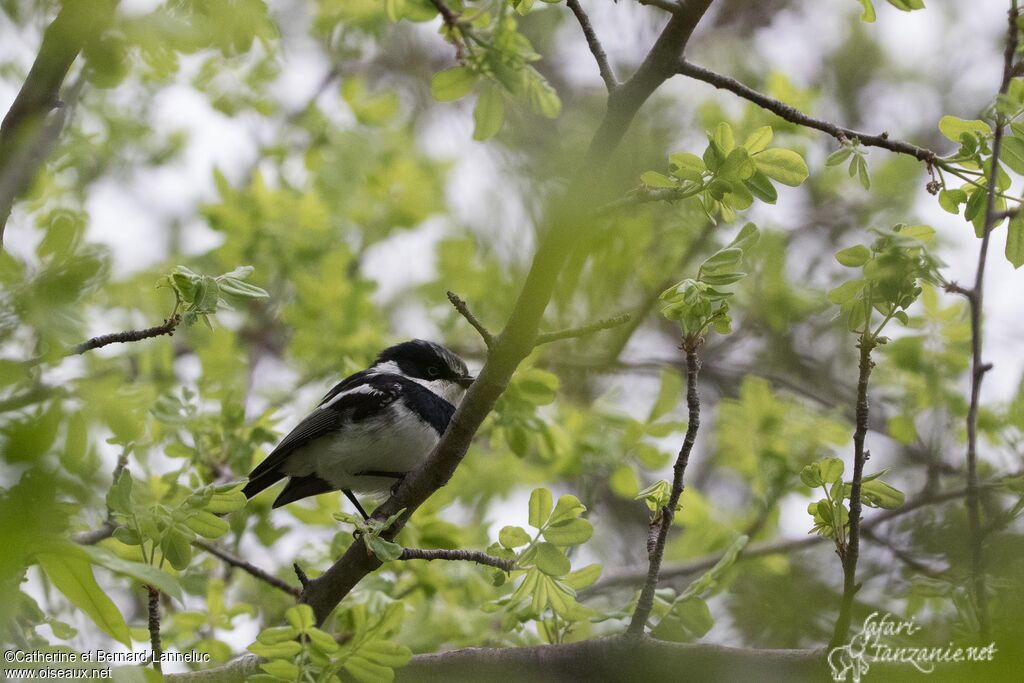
[854, 0, 925, 23]
[659, 224, 759, 345]
[827, 224, 940, 335]
[159, 265, 269, 328]
[801, 458, 904, 548]
[640, 123, 809, 223]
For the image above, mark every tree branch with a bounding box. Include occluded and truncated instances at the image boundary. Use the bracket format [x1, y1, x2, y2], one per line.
[146, 585, 163, 673]
[447, 291, 495, 349]
[639, 0, 686, 13]
[565, 0, 617, 91]
[428, 0, 465, 63]
[831, 336, 875, 647]
[166, 640, 825, 683]
[533, 313, 631, 346]
[399, 547, 515, 572]
[952, 0, 1020, 643]
[628, 347, 700, 635]
[676, 60, 939, 164]
[0, 1, 115, 242]
[299, 0, 717, 626]
[193, 539, 302, 599]
[71, 315, 181, 355]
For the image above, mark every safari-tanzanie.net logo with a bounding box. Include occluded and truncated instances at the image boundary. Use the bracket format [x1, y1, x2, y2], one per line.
[828, 611, 997, 682]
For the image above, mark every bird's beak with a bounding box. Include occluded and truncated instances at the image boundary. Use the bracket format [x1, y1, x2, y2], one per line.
[456, 375, 476, 388]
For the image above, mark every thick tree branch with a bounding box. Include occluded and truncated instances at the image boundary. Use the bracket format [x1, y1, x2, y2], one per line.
[676, 61, 939, 164]
[193, 539, 302, 599]
[533, 313, 631, 346]
[167, 641, 825, 683]
[566, 0, 617, 91]
[399, 547, 515, 572]
[628, 348, 700, 634]
[952, 0, 1020, 642]
[447, 291, 495, 349]
[0, 2, 115, 242]
[300, 0, 716, 626]
[639, 0, 686, 13]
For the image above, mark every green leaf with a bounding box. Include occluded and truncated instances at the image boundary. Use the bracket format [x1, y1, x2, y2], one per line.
[744, 171, 778, 204]
[106, 469, 133, 515]
[548, 494, 586, 525]
[649, 369, 683, 422]
[827, 279, 865, 305]
[248, 640, 302, 658]
[285, 604, 315, 633]
[835, 245, 871, 267]
[533, 542, 570, 576]
[641, 171, 678, 189]
[431, 66, 478, 102]
[183, 510, 229, 539]
[217, 276, 269, 301]
[668, 152, 705, 181]
[652, 596, 714, 642]
[473, 85, 505, 141]
[564, 564, 602, 590]
[542, 518, 593, 546]
[819, 457, 845, 484]
[256, 625, 300, 644]
[888, 414, 917, 444]
[938, 116, 990, 143]
[344, 655, 394, 683]
[161, 525, 195, 570]
[206, 485, 247, 514]
[752, 148, 809, 186]
[80, 545, 183, 602]
[1000, 136, 1024, 175]
[499, 525, 531, 548]
[528, 488, 553, 529]
[260, 660, 300, 679]
[358, 639, 413, 668]
[858, 479, 905, 509]
[742, 126, 773, 154]
[36, 546, 132, 647]
[1007, 214, 1024, 269]
[938, 189, 967, 214]
[826, 146, 854, 166]
[365, 535, 404, 562]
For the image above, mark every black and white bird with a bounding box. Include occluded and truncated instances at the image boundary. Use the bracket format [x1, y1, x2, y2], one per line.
[243, 340, 474, 519]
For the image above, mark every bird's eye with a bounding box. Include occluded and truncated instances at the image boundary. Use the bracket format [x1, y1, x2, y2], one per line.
[427, 366, 439, 377]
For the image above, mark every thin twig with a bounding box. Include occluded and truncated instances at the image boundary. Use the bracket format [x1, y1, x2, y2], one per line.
[446, 291, 495, 348]
[566, 0, 617, 91]
[293, 562, 310, 592]
[193, 539, 301, 599]
[398, 547, 515, 572]
[428, 0, 465, 63]
[677, 60, 939, 164]
[954, 0, 1020, 643]
[71, 315, 180, 355]
[628, 348, 700, 635]
[72, 449, 129, 545]
[146, 585, 162, 673]
[534, 314, 631, 346]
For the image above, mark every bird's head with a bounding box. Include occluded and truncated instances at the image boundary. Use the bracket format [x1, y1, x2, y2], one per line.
[373, 339, 475, 403]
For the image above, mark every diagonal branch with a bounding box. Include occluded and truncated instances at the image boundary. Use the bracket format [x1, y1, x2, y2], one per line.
[676, 60, 939, 164]
[300, 0, 717, 626]
[0, 1, 116, 243]
[193, 539, 302, 599]
[428, 0, 465, 63]
[534, 313, 631, 346]
[447, 291, 495, 349]
[566, 0, 617, 91]
[399, 547, 515, 571]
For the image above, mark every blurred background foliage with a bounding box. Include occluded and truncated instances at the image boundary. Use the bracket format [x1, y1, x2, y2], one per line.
[0, 0, 1022, 680]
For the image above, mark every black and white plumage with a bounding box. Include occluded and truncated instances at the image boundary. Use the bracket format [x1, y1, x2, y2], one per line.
[242, 340, 474, 518]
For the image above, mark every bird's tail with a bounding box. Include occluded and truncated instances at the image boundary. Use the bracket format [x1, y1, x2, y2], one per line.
[242, 469, 285, 499]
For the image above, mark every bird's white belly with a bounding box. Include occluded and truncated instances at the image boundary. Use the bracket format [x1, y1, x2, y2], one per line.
[281, 403, 440, 497]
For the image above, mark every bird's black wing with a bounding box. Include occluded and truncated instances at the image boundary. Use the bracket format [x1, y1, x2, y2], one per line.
[243, 375, 402, 498]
